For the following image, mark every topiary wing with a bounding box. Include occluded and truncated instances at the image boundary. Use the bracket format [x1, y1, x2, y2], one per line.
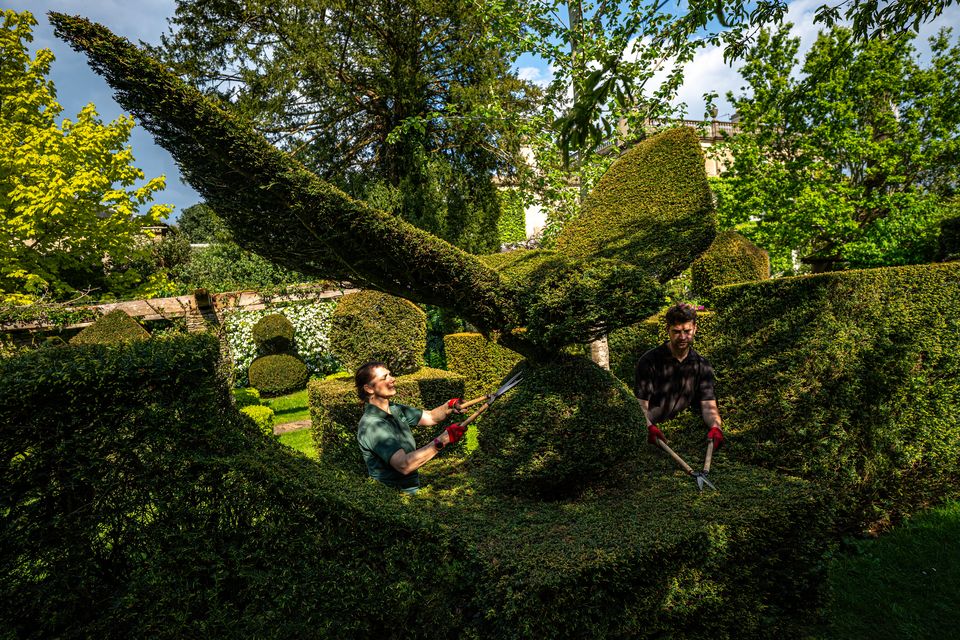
[556, 128, 717, 283]
[48, 12, 514, 340]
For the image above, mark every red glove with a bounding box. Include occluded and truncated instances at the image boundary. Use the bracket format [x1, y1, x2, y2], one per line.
[647, 424, 664, 445]
[707, 425, 724, 450]
[445, 423, 467, 445]
[447, 398, 463, 412]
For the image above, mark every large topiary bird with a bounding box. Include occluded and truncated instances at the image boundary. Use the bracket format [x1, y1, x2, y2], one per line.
[50, 13, 716, 496]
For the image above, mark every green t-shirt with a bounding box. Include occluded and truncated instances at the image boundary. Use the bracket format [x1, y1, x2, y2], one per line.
[357, 402, 424, 489]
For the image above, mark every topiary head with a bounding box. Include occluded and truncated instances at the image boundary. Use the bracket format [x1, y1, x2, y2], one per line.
[251, 313, 295, 354]
[472, 356, 645, 499]
[329, 291, 426, 375]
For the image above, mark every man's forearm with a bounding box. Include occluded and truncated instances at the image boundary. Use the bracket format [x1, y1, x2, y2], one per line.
[701, 400, 722, 429]
[638, 399, 653, 426]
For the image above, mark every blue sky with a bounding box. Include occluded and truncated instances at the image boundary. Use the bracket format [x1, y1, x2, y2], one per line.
[9, 1, 960, 222]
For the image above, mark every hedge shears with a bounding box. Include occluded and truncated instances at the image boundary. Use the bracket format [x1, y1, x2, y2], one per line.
[454, 371, 523, 427]
[653, 436, 717, 492]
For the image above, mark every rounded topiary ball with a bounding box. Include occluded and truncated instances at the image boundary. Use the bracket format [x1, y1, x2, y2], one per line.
[329, 290, 426, 375]
[251, 313, 295, 354]
[248, 354, 308, 396]
[472, 356, 645, 499]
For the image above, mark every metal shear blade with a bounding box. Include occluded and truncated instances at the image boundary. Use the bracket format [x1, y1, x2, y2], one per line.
[492, 371, 523, 400]
[694, 471, 716, 492]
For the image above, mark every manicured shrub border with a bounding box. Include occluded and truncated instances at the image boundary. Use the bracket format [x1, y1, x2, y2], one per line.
[0, 334, 834, 639]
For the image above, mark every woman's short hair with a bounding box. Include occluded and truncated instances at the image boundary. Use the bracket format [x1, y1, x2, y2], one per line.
[665, 303, 698, 327]
[354, 361, 387, 402]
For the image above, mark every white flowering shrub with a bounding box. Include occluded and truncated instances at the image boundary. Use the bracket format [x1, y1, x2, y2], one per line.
[224, 301, 341, 386]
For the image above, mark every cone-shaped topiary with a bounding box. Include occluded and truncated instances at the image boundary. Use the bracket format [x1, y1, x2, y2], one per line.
[690, 229, 770, 295]
[329, 290, 427, 375]
[251, 313, 295, 354]
[248, 354, 308, 396]
[555, 127, 717, 283]
[473, 356, 645, 499]
[69, 310, 150, 345]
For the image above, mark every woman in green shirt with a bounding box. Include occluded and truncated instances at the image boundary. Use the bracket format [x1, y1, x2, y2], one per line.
[355, 361, 466, 492]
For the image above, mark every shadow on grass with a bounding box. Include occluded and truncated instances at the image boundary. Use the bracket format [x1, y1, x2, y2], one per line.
[820, 500, 960, 639]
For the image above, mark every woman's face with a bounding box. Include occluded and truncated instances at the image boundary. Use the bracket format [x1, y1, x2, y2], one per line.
[365, 366, 396, 400]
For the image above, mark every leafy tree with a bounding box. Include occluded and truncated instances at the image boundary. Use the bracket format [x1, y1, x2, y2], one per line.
[176, 202, 232, 244]
[527, 0, 958, 159]
[0, 10, 171, 303]
[168, 243, 316, 294]
[157, 0, 534, 254]
[711, 26, 960, 273]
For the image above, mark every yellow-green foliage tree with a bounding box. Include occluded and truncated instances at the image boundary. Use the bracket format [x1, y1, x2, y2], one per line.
[0, 10, 171, 303]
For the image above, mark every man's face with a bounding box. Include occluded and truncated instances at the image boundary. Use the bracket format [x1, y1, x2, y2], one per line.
[668, 321, 697, 352]
[365, 366, 396, 399]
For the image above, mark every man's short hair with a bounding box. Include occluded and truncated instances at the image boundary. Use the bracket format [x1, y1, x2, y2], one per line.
[665, 303, 698, 327]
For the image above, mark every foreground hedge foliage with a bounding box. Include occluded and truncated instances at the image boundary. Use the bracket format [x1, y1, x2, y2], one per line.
[0, 335, 834, 638]
[69, 309, 150, 345]
[309, 367, 466, 474]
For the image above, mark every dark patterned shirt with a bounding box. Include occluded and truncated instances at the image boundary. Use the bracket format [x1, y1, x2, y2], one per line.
[634, 343, 716, 423]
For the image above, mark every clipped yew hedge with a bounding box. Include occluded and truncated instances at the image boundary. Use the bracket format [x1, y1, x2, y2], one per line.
[705, 262, 960, 531]
[309, 367, 466, 474]
[472, 356, 645, 499]
[1, 334, 834, 639]
[69, 309, 150, 345]
[555, 127, 717, 283]
[443, 332, 522, 403]
[690, 230, 770, 296]
[329, 290, 427, 376]
[0, 335, 470, 639]
[248, 353, 308, 396]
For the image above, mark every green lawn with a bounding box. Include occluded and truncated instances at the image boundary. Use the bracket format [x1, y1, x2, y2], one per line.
[264, 388, 310, 425]
[819, 499, 960, 639]
[278, 428, 317, 459]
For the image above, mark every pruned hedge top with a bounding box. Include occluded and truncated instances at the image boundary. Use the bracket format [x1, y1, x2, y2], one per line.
[69, 309, 150, 345]
[556, 127, 717, 283]
[328, 290, 427, 375]
[691, 229, 770, 295]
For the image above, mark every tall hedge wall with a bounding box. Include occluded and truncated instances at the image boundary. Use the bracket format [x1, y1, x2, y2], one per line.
[706, 262, 960, 531]
[309, 367, 466, 474]
[611, 263, 960, 531]
[0, 335, 833, 638]
[690, 230, 770, 296]
[555, 127, 716, 283]
[443, 332, 523, 402]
